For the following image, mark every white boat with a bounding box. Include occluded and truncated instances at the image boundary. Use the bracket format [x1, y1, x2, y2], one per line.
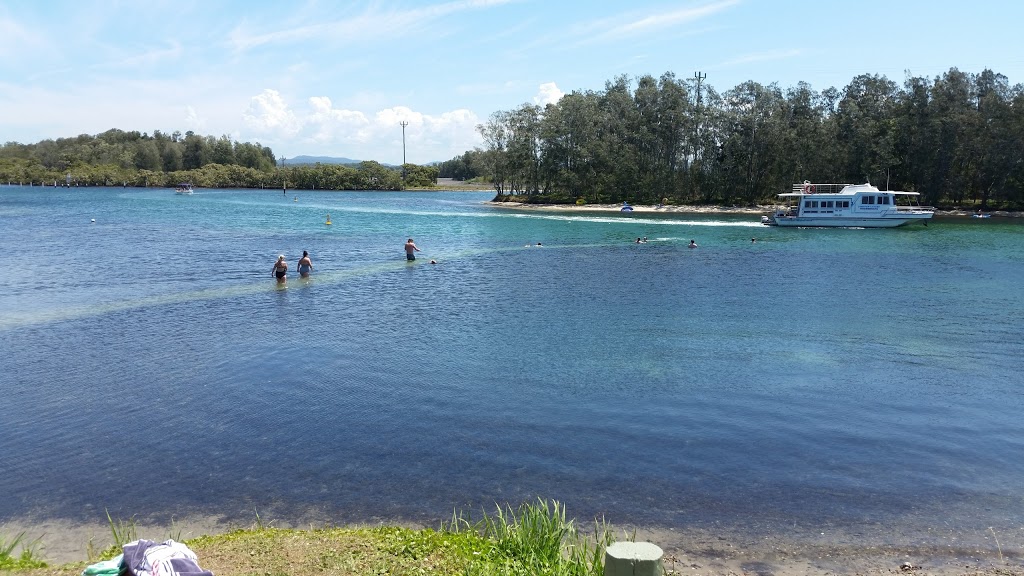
[765, 182, 934, 228]
[174, 183, 194, 195]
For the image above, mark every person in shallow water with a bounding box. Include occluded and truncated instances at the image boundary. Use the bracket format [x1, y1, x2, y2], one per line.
[405, 238, 421, 261]
[297, 251, 313, 277]
[271, 255, 288, 282]
[689, 239, 697, 248]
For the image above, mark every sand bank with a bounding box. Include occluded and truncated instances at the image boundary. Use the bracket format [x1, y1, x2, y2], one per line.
[488, 201, 771, 215]
[488, 201, 1024, 218]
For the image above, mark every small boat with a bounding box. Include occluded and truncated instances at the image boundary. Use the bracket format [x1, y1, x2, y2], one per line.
[174, 183, 194, 195]
[972, 213, 991, 218]
[765, 182, 933, 228]
[620, 202, 634, 213]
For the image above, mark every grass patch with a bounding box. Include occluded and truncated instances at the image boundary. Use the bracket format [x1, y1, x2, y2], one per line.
[0, 532, 47, 571]
[1, 500, 617, 576]
[444, 498, 616, 576]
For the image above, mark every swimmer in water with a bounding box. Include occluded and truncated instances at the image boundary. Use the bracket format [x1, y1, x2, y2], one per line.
[297, 251, 313, 277]
[271, 255, 288, 282]
[405, 238, 421, 261]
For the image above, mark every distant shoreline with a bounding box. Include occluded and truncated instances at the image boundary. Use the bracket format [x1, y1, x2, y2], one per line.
[486, 201, 1024, 218]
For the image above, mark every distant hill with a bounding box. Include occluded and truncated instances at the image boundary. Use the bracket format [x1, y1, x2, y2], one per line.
[282, 155, 362, 166]
[281, 155, 403, 168]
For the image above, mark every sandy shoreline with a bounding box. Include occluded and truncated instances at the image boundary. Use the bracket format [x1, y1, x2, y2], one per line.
[486, 201, 1024, 218]
[3, 514, 1019, 575]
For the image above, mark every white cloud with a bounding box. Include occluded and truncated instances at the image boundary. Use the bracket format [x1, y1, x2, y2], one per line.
[228, 0, 517, 53]
[713, 49, 802, 69]
[238, 90, 482, 162]
[183, 106, 206, 132]
[533, 82, 564, 106]
[306, 96, 372, 145]
[243, 89, 302, 137]
[570, 0, 739, 46]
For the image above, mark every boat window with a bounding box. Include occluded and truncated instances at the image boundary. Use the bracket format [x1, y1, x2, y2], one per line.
[811, 201, 818, 208]
[862, 196, 875, 205]
[804, 201, 811, 208]
[881, 195, 891, 205]
[823, 201, 833, 208]
[840, 201, 850, 208]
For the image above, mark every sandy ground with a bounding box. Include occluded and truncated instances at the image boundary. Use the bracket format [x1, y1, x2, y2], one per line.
[3, 515, 1020, 575]
[488, 201, 770, 215]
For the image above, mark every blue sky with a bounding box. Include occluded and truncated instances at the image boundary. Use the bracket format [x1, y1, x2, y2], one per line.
[2, 0, 1022, 164]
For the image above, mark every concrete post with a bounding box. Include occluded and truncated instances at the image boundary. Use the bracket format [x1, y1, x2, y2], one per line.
[604, 541, 664, 576]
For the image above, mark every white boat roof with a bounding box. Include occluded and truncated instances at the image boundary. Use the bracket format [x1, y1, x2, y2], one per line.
[779, 183, 920, 197]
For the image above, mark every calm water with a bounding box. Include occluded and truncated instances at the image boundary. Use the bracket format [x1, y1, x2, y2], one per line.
[1, 186, 1022, 551]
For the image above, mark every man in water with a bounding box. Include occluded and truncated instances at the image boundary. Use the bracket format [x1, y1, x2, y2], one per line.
[689, 239, 697, 248]
[271, 255, 288, 282]
[297, 251, 313, 277]
[405, 238, 421, 261]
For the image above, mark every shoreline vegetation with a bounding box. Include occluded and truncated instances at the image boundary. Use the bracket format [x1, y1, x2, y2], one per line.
[4, 179, 1020, 217]
[485, 200, 1024, 218]
[2, 503, 1020, 576]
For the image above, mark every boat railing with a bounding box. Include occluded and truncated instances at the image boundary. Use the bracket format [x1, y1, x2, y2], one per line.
[894, 205, 935, 213]
[791, 183, 849, 194]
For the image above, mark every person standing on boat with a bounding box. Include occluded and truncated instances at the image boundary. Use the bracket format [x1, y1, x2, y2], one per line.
[297, 251, 313, 277]
[271, 255, 288, 282]
[405, 238, 421, 261]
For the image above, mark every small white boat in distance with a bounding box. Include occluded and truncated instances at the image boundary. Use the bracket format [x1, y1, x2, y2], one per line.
[174, 183, 194, 195]
[765, 182, 933, 228]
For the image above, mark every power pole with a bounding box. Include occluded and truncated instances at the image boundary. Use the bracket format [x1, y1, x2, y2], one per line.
[693, 71, 706, 165]
[693, 71, 707, 201]
[400, 121, 409, 181]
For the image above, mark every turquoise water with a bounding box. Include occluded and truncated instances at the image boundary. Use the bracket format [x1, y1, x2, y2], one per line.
[1, 186, 1022, 551]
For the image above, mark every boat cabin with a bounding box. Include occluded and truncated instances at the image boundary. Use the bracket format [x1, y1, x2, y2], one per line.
[774, 183, 926, 219]
[767, 182, 934, 227]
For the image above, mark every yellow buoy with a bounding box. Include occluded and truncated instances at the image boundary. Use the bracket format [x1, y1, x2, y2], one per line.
[325, 213, 332, 225]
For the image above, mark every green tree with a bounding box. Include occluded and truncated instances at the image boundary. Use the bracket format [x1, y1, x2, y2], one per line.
[133, 140, 162, 171]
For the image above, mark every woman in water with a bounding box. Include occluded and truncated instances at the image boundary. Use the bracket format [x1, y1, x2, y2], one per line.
[297, 251, 313, 277]
[271, 255, 288, 282]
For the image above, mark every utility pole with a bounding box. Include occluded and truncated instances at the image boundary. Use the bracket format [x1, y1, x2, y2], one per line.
[693, 71, 707, 201]
[400, 121, 409, 181]
[693, 71, 706, 165]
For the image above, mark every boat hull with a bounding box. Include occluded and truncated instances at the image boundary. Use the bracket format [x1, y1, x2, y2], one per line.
[770, 215, 930, 228]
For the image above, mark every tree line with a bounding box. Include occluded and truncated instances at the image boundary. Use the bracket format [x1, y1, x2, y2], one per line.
[0, 128, 437, 189]
[443, 68, 1024, 209]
